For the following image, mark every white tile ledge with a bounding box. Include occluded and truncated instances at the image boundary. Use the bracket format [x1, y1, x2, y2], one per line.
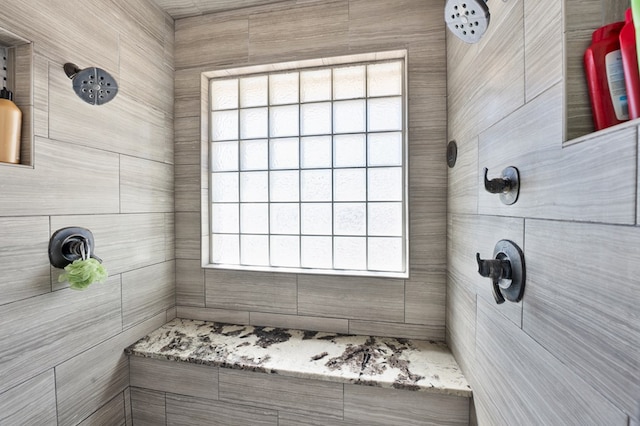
[125, 318, 471, 398]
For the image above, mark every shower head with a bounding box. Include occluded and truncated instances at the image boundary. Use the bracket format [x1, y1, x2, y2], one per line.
[445, 0, 490, 44]
[64, 63, 118, 105]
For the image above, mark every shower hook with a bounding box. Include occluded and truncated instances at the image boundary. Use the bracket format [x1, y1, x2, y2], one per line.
[48, 227, 103, 269]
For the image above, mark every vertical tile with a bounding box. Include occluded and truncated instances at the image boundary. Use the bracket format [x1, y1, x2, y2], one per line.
[131, 357, 218, 399]
[122, 261, 176, 329]
[175, 163, 200, 212]
[131, 388, 166, 426]
[165, 212, 176, 261]
[344, 385, 469, 426]
[0, 216, 50, 305]
[0, 370, 56, 425]
[124, 387, 133, 426]
[33, 53, 48, 138]
[120, 155, 174, 213]
[166, 393, 278, 426]
[0, 276, 121, 394]
[205, 269, 297, 314]
[298, 274, 404, 322]
[404, 270, 446, 339]
[176, 211, 200, 259]
[55, 312, 166, 426]
[176, 259, 205, 307]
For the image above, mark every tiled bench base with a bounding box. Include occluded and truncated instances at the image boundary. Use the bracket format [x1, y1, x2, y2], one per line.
[126, 318, 472, 425]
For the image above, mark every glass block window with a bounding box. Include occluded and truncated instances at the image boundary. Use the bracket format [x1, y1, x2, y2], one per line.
[207, 52, 408, 278]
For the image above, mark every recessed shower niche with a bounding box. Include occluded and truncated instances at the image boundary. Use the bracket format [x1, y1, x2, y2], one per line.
[0, 26, 33, 168]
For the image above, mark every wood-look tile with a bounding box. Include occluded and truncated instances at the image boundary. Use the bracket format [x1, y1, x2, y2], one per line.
[445, 276, 476, 379]
[409, 207, 446, 271]
[219, 369, 343, 419]
[33, 53, 48, 138]
[51, 213, 168, 280]
[564, 29, 595, 140]
[122, 261, 176, 329]
[175, 163, 200, 212]
[0, 370, 56, 426]
[175, 14, 249, 70]
[448, 136, 478, 215]
[249, 312, 349, 334]
[0, 217, 50, 306]
[131, 388, 166, 426]
[564, 0, 604, 31]
[349, 319, 439, 341]
[176, 259, 205, 307]
[524, 219, 640, 419]
[404, 270, 446, 339]
[176, 211, 200, 259]
[77, 393, 126, 426]
[174, 115, 201, 165]
[524, 0, 562, 101]
[406, 34, 447, 102]
[447, 0, 525, 143]
[166, 393, 278, 426]
[48, 65, 168, 163]
[120, 155, 174, 213]
[479, 84, 637, 224]
[474, 298, 627, 425]
[110, 0, 168, 42]
[447, 214, 524, 327]
[166, 306, 177, 321]
[55, 312, 166, 426]
[248, 0, 349, 64]
[205, 269, 297, 314]
[344, 384, 469, 426]
[131, 357, 218, 399]
[0, 276, 121, 394]
[298, 274, 404, 322]
[0, 138, 119, 217]
[124, 388, 133, 426]
[177, 306, 250, 324]
[165, 212, 176, 261]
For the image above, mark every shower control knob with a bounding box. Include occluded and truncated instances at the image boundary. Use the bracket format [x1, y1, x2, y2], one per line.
[483, 167, 520, 205]
[476, 240, 525, 304]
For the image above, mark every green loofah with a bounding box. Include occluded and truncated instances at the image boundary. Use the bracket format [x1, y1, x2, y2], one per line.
[58, 258, 108, 290]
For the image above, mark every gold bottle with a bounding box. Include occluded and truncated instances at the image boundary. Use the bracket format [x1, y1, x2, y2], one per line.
[0, 87, 21, 164]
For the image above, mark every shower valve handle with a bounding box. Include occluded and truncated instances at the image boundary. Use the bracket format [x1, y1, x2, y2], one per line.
[476, 253, 508, 304]
[483, 167, 512, 193]
[483, 167, 520, 205]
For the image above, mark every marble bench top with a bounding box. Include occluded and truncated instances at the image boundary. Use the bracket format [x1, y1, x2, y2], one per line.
[125, 318, 471, 397]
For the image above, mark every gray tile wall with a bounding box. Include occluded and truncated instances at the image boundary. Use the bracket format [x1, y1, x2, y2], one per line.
[0, 1, 175, 424]
[447, 0, 638, 424]
[174, 0, 448, 342]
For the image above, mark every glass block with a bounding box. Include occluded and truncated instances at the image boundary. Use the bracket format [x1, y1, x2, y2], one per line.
[270, 170, 300, 202]
[368, 237, 404, 272]
[333, 65, 365, 99]
[212, 234, 239, 265]
[211, 141, 238, 172]
[240, 171, 269, 202]
[270, 72, 299, 105]
[301, 236, 333, 269]
[270, 138, 299, 169]
[368, 167, 403, 201]
[300, 69, 331, 102]
[367, 61, 402, 97]
[240, 75, 268, 107]
[368, 97, 403, 132]
[334, 203, 366, 236]
[301, 170, 332, 202]
[211, 203, 239, 233]
[270, 203, 300, 234]
[241, 235, 269, 266]
[301, 103, 332, 136]
[301, 203, 332, 235]
[368, 132, 403, 167]
[270, 105, 299, 137]
[334, 134, 366, 168]
[334, 237, 366, 270]
[334, 168, 366, 201]
[240, 203, 269, 234]
[240, 108, 268, 139]
[368, 202, 403, 236]
[301, 136, 332, 169]
[270, 235, 300, 268]
[211, 110, 238, 141]
[240, 139, 268, 170]
[211, 78, 238, 110]
[211, 172, 239, 202]
[333, 100, 365, 134]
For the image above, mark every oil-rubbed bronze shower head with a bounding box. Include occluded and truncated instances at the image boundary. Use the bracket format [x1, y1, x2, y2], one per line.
[64, 63, 118, 105]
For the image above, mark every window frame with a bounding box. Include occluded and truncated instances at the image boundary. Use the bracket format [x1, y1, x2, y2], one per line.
[200, 50, 410, 279]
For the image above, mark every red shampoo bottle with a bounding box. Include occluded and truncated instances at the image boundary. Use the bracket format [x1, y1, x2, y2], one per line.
[620, 8, 640, 120]
[584, 21, 629, 131]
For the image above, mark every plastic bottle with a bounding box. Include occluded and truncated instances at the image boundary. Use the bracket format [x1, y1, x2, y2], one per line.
[620, 8, 640, 120]
[0, 87, 21, 164]
[584, 21, 629, 131]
